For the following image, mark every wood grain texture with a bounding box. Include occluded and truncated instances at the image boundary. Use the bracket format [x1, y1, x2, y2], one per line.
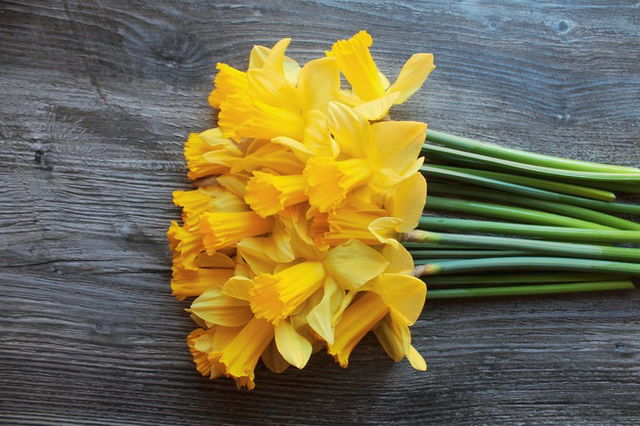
[1, 0, 639, 424]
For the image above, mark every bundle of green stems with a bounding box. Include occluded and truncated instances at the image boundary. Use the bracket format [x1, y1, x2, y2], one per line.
[406, 130, 640, 299]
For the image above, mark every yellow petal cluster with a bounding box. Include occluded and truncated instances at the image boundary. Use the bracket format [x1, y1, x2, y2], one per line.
[169, 31, 435, 389]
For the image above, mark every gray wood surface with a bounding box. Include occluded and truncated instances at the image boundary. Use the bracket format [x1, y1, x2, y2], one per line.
[1, 0, 639, 424]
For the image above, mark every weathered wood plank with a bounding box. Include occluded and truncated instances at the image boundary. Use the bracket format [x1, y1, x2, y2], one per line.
[1, 0, 639, 424]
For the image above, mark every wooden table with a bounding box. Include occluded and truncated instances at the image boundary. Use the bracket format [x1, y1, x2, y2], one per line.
[2, 1, 639, 424]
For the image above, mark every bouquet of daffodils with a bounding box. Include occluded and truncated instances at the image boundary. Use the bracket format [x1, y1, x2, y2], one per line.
[168, 31, 640, 389]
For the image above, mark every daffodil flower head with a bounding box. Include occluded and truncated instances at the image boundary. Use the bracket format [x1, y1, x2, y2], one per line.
[199, 211, 274, 254]
[328, 272, 427, 369]
[184, 128, 243, 180]
[173, 186, 248, 228]
[171, 263, 234, 301]
[327, 30, 435, 120]
[214, 317, 275, 390]
[304, 156, 372, 212]
[212, 38, 342, 142]
[244, 172, 308, 217]
[249, 261, 326, 324]
[310, 205, 387, 246]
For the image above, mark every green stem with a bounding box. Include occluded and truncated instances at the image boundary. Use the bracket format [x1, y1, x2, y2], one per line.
[586, 181, 640, 195]
[423, 144, 640, 183]
[409, 249, 530, 259]
[428, 182, 640, 231]
[425, 272, 628, 286]
[430, 165, 615, 201]
[427, 281, 635, 299]
[426, 130, 640, 174]
[418, 216, 640, 243]
[402, 242, 479, 250]
[420, 165, 640, 215]
[415, 256, 640, 275]
[426, 195, 610, 229]
[406, 230, 640, 262]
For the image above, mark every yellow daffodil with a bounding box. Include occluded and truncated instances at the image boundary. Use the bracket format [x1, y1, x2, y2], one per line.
[190, 286, 253, 327]
[244, 172, 307, 217]
[212, 38, 341, 141]
[199, 211, 273, 254]
[310, 205, 387, 246]
[209, 38, 296, 109]
[230, 140, 304, 176]
[184, 128, 243, 180]
[171, 264, 235, 301]
[328, 272, 426, 369]
[211, 317, 275, 390]
[327, 30, 435, 120]
[250, 261, 326, 323]
[173, 186, 248, 228]
[304, 156, 372, 212]
[303, 102, 426, 212]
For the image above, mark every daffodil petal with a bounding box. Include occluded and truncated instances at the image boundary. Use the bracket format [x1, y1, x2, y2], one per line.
[237, 233, 294, 275]
[373, 314, 410, 362]
[387, 53, 435, 104]
[353, 92, 399, 120]
[387, 172, 427, 233]
[217, 174, 249, 198]
[171, 265, 234, 300]
[368, 216, 403, 245]
[247, 68, 299, 111]
[190, 287, 253, 327]
[371, 120, 427, 173]
[324, 240, 389, 291]
[222, 276, 253, 301]
[304, 109, 339, 158]
[193, 251, 236, 269]
[274, 319, 313, 369]
[249, 45, 270, 69]
[283, 57, 302, 85]
[336, 88, 362, 107]
[263, 38, 291, 76]
[306, 277, 343, 344]
[371, 156, 424, 191]
[327, 101, 370, 159]
[261, 340, 290, 373]
[271, 136, 314, 162]
[297, 57, 340, 112]
[370, 273, 426, 325]
[406, 344, 427, 371]
[381, 243, 414, 274]
[250, 43, 301, 84]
